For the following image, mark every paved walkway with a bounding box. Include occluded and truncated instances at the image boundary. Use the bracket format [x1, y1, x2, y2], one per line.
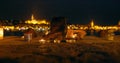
[0, 35, 120, 45]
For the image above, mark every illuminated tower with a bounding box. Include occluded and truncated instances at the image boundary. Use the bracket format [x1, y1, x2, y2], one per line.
[91, 20, 94, 27]
[31, 14, 34, 20]
[118, 21, 120, 25]
[118, 21, 120, 30]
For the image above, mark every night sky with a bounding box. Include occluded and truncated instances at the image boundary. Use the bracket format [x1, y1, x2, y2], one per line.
[0, 0, 120, 25]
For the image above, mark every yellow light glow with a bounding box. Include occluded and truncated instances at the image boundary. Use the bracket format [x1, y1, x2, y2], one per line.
[25, 14, 49, 25]
[54, 40, 60, 43]
[31, 14, 34, 20]
[72, 34, 77, 38]
[0, 28, 3, 39]
[91, 20, 94, 27]
[3, 26, 14, 30]
[118, 21, 120, 25]
[72, 35, 75, 38]
[39, 39, 46, 44]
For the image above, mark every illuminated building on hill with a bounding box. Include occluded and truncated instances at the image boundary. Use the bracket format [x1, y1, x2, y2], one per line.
[25, 14, 49, 25]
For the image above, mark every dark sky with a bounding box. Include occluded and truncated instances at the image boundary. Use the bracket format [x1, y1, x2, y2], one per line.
[0, 0, 120, 25]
